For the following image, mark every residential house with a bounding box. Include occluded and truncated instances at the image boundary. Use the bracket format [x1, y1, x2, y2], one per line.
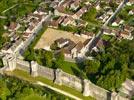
[129, 9, 134, 15]
[63, 40, 76, 58]
[73, 6, 88, 19]
[70, 0, 81, 10]
[55, 38, 69, 48]
[8, 22, 20, 32]
[126, 0, 134, 6]
[23, 32, 31, 39]
[103, 28, 115, 35]
[83, 39, 92, 52]
[61, 16, 74, 26]
[50, 20, 59, 28]
[112, 18, 124, 26]
[71, 41, 85, 58]
[120, 31, 133, 40]
[81, 32, 94, 39]
[2, 39, 24, 54]
[50, 16, 65, 28]
[54, 6, 67, 16]
[92, 39, 106, 52]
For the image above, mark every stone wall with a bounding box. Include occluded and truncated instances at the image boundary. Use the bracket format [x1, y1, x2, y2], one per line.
[15, 59, 110, 100]
[55, 69, 83, 91]
[38, 65, 55, 80]
[16, 59, 30, 72]
[16, 59, 54, 80]
[3, 57, 129, 100]
[54, 69, 110, 100]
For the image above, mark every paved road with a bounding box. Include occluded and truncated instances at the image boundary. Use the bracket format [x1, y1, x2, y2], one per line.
[36, 81, 82, 100]
[88, 0, 127, 52]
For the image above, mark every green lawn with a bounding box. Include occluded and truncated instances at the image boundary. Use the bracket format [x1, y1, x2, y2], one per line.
[61, 61, 80, 75]
[5, 69, 94, 100]
[60, 61, 87, 79]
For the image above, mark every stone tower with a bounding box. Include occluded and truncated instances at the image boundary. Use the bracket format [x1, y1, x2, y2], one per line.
[2, 53, 16, 71]
[54, 69, 63, 85]
[83, 79, 92, 96]
[31, 61, 38, 77]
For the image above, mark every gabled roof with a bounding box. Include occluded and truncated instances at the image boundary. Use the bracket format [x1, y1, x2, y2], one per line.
[75, 41, 84, 52]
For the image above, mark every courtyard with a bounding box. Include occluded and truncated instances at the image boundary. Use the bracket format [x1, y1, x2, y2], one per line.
[34, 28, 86, 50]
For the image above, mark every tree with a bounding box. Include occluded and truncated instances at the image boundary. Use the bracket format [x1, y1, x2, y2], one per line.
[43, 51, 53, 67]
[85, 60, 100, 74]
[0, 80, 10, 100]
[55, 51, 64, 63]
[81, 7, 98, 24]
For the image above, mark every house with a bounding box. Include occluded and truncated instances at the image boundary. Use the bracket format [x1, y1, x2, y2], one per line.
[54, 6, 67, 16]
[2, 39, 24, 54]
[126, 0, 134, 6]
[128, 9, 134, 15]
[57, 16, 65, 24]
[71, 41, 84, 58]
[61, 16, 74, 26]
[55, 38, 69, 48]
[83, 39, 92, 52]
[70, 0, 81, 10]
[81, 32, 94, 39]
[103, 28, 115, 35]
[23, 32, 31, 39]
[103, 29, 112, 35]
[50, 1, 59, 8]
[112, 18, 124, 26]
[92, 39, 105, 52]
[8, 22, 20, 32]
[63, 48, 72, 58]
[49, 20, 59, 28]
[95, 2, 101, 11]
[49, 16, 65, 28]
[73, 6, 88, 19]
[60, 0, 71, 8]
[106, 9, 113, 15]
[124, 25, 134, 33]
[26, 25, 35, 33]
[120, 31, 133, 40]
[63, 40, 76, 58]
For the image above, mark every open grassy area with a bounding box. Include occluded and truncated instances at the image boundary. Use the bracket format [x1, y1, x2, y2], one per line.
[60, 61, 80, 75]
[5, 69, 94, 100]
